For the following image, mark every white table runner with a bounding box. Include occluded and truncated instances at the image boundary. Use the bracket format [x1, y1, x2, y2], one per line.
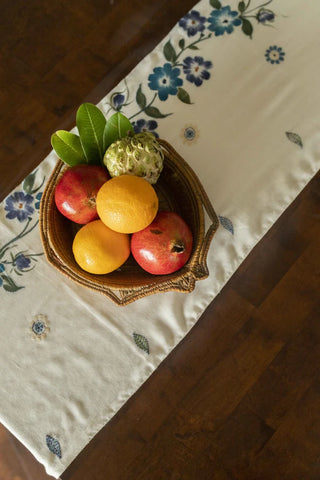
[1, 1, 319, 477]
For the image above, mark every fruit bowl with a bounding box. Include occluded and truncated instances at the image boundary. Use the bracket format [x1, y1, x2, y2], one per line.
[39, 139, 219, 306]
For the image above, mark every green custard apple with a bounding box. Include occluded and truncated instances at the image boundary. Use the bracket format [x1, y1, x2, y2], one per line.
[103, 132, 164, 184]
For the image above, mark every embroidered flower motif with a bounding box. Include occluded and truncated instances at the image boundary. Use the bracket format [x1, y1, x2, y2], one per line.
[180, 125, 200, 145]
[148, 63, 183, 101]
[182, 56, 212, 86]
[15, 254, 31, 271]
[257, 8, 275, 24]
[30, 314, 50, 340]
[133, 119, 159, 137]
[5, 191, 34, 222]
[179, 10, 207, 37]
[35, 192, 42, 210]
[46, 435, 62, 459]
[265, 46, 285, 64]
[208, 6, 242, 36]
[111, 92, 126, 110]
[0, 264, 5, 273]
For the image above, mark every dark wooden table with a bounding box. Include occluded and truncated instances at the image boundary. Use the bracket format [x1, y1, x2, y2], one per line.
[1, 1, 320, 479]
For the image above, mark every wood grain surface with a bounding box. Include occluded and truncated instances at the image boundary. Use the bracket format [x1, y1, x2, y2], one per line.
[1, 1, 320, 479]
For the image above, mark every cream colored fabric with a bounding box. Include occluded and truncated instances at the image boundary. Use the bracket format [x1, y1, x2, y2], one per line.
[0, 1, 319, 477]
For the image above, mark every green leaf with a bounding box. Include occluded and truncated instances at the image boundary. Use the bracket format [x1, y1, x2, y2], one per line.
[241, 18, 253, 38]
[23, 171, 36, 193]
[2, 275, 24, 292]
[144, 106, 171, 119]
[188, 45, 200, 50]
[163, 40, 177, 62]
[51, 131, 87, 167]
[136, 84, 147, 109]
[238, 1, 245, 12]
[285, 132, 303, 148]
[177, 87, 192, 104]
[103, 112, 134, 151]
[133, 333, 149, 354]
[179, 38, 185, 49]
[210, 0, 222, 9]
[76, 103, 107, 164]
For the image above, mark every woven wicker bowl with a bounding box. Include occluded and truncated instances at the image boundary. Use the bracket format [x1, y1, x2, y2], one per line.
[40, 139, 219, 306]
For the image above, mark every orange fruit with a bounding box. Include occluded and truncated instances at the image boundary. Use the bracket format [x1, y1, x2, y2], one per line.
[72, 219, 130, 274]
[96, 175, 158, 234]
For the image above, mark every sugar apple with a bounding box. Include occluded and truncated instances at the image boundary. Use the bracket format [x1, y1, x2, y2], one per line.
[103, 132, 164, 184]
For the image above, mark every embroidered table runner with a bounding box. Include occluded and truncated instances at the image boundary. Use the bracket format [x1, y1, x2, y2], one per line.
[1, 1, 319, 477]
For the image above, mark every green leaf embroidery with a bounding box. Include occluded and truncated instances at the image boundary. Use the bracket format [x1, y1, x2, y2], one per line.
[136, 84, 147, 109]
[188, 45, 200, 50]
[241, 18, 253, 38]
[51, 131, 87, 167]
[177, 87, 192, 104]
[144, 106, 171, 119]
[2, 275, 24, 292]
[163, 40, 177, 63]
[285, 132, 303, 148]
[133, 333, 150, 354]
[210, 0, 222, 9]
[76, 103, 107, 164]
[23, 171, 36, 194]
[103, 112, 134, 151]
[238, 1, 246, 12]
[179, 38, 185, 49]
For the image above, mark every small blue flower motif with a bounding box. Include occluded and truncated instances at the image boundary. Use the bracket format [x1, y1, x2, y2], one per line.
[148, 63, 183, 101]
[181, 125, 200, 145]
[31, 314, 50, 340]
[133, 119, 159, 137]
[257, 9, 275, 24]
[182, 56, 212, 86]
[0, 264, 5, 273]
[208, 6, 242, 36]
[35, 192, 42, 210]
[265, 46, 285, 64]
[179, 10, 207, 37]
[5, 191, 34, 222]
[15, 254, 31, 271]
[111, 92, 125, 111]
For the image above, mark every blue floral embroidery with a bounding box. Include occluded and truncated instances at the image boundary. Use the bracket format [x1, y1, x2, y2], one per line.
[5, 192, 34, 222]
[15, 254, 31, 271]
[179, 10, 207, 37]
[208, 6, 242, 36]
[111, 93, 125, 110]
[31, 314, 50, 340]
[265, 46, 285, 64]
[133, 119, 159, 137]
[257, 8, 275, 24]
[148, 63, 183, 101]
[182, 56, 213, 86]
[1, 170, 44, 293]
[35, 192, 42, 210]
[46, 435, 62, 459]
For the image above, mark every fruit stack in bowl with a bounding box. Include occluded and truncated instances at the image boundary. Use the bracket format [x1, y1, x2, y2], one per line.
[51, 103, 193, 277]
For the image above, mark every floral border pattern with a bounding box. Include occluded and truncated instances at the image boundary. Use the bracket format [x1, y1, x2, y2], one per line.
[0, 170, 45, 292]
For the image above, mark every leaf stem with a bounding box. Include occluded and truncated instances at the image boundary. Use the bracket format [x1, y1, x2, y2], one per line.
[129, 93, 157, 121]
[0, 219, 39, 258]
[245, 0, 273, 14]
[173, 33, 212, 65]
